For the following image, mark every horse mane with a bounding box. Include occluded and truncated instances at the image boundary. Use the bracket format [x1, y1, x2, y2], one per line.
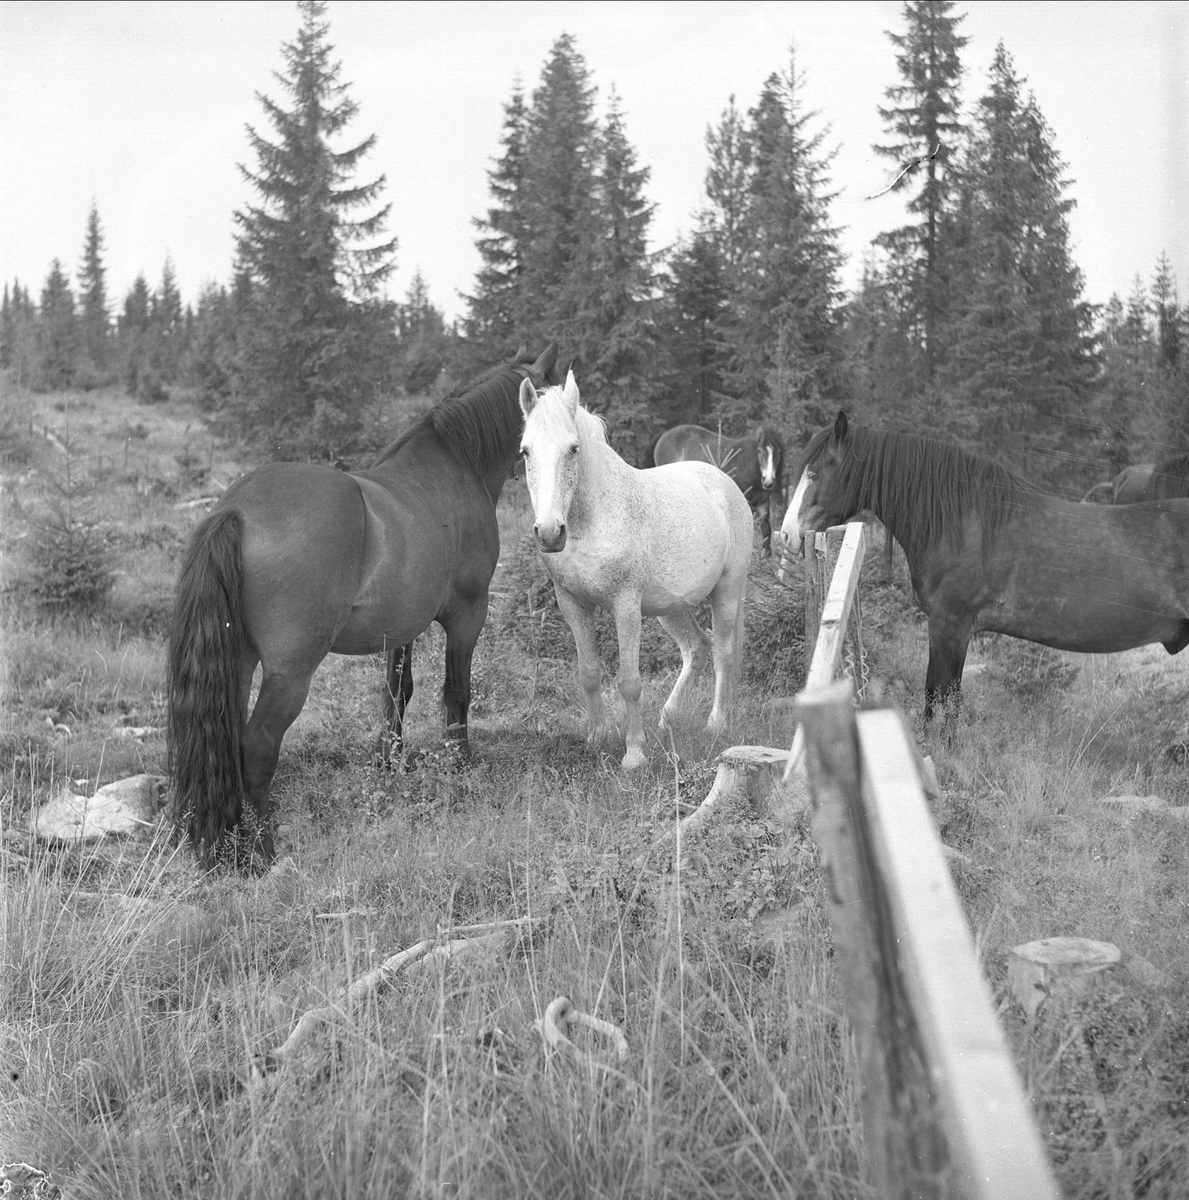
[802, 424, 1038, 565]
[373, 356, 548, 472]
[575, 401, 609, 447]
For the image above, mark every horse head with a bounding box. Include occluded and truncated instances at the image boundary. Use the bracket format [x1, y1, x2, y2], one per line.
[757, 428, 785, 493]
[519, 370, 583, 553]
[777, 412, 849, 575]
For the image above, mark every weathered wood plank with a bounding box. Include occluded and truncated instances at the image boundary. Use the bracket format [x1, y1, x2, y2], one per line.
[786, 522, 867, 780]
[855, 707, 1059, 1200]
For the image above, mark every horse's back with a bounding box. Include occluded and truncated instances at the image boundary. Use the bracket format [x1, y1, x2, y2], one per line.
[639, 460, 754, 559]
[969, 495, 1189, 651]
[215, 462, 368, 658]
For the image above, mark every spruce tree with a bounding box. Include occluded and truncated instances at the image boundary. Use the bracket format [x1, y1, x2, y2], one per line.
[658, 229, 731, 426]
[466, 84, 530, 358]
[725, 49, 843, 434]
[874, 1, 968, 385]
[941, 44, 1095, 475]
[582, 88, 659, 452]
[234, 0, 397, 452]
[4, 282, 39, 390]
[37, 259, 78, 391]
[117, 273, 153, 398]
[76, 201, 111, 377]
[518, 33, 601, 348]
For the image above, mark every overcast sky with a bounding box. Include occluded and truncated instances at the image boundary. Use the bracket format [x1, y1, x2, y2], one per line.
[1, 1, 1185, 324]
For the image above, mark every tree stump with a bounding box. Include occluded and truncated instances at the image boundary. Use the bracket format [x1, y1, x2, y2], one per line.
[1008, 937, 1121, 1020]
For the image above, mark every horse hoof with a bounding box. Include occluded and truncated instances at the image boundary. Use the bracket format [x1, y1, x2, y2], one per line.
[621, 748, 646, 770]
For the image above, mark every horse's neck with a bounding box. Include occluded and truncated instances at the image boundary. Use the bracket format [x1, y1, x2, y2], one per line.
[571, 438, 630, 533]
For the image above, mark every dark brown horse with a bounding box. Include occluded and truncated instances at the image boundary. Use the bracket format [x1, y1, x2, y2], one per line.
[168, 343, 559, 866]
[652, 423, 786, 555]
[780, 413, 1189, 721]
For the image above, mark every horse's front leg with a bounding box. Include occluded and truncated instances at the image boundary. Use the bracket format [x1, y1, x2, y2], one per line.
[441, 598, 489, 757]
[376, 642, 413, 765]
[757, 496, 773, 558]
[553, 586, 607, 747]
[611, 595, 647, 770]
[924, 615, 970, 729]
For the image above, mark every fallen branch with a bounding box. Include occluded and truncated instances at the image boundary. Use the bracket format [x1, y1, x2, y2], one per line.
[536, 995, 629, 1065]
[172, 496, 221, 510]
[252, 916, 537, 1076]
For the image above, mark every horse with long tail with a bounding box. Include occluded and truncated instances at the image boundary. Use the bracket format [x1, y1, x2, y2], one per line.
[780, 413, 1189, 722]
[168, 343, 559, 867]
[520, 373, 753, 769]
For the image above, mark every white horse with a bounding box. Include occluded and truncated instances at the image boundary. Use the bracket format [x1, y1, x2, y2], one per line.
[518, 371, 753, 769]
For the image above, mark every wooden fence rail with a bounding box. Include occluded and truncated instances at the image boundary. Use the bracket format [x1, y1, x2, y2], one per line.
[797, 683, 1058, 1199]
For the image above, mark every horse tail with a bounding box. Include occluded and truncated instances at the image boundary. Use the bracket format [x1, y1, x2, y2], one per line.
[641, 430, 664, 468]
[167, 506, 248, 866]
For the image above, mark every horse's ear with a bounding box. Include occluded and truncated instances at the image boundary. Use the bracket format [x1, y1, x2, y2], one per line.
[562, 369, 580, 413]
[832, 412, 849, 445]
[519, 377, 538, 420]
[531, 341, 558, 381]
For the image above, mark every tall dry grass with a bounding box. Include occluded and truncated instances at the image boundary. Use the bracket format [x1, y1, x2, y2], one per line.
[3, 385, 1188, 1197]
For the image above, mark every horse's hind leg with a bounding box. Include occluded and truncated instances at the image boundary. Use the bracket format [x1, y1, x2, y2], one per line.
[241, 668, 316, 864]
[707, 576, 747, 731]
[657, 608, 710, 728]
[377, 642, 413, 764]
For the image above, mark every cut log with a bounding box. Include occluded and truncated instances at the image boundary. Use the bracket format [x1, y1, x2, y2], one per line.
[1008, 937, 1121, 1020]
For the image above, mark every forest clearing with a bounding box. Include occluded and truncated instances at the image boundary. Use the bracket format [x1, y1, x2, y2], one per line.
[2, 384, 1188, 1198]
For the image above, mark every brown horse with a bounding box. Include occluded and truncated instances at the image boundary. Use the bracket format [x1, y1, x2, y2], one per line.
[780, 413, 1189, 721]
[652, 423, 786, 555]
[168, 343, 559, 867]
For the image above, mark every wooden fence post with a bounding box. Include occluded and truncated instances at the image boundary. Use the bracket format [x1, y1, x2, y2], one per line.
[798, 683, 1060, 1200]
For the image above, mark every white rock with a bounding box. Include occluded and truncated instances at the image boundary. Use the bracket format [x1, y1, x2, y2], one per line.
[33, 774, 165, 842]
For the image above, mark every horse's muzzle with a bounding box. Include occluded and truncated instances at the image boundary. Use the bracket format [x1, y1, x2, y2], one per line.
[535, 524, 568, 553]
[774, 531, 804, 582]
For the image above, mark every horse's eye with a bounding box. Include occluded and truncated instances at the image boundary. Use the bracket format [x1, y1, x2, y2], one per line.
[568, 445, 579, 457]
[520, 447, 530, 459]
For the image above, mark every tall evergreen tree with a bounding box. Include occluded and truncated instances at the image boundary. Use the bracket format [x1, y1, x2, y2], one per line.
[940, 44, 1095, 474]
[150, 255, 186, 385]
[395, 269, 451, 394]
[657, 229, 731, 426]
[874, 1, 968, 385]
[466, 83, 529, 358]
[37, 259, 78, 391]
[234, 0, 398, 451]
[702, 98, 752, 275]
[76, 201, 111, 375]
[117, 273, 153, 398]
[581, 88, 659, 450]
[724, 50, 844, 434]
[517, 33, 602, 348]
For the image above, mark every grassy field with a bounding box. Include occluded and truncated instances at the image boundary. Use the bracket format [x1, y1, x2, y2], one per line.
[2, 385, 1188, 1198]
